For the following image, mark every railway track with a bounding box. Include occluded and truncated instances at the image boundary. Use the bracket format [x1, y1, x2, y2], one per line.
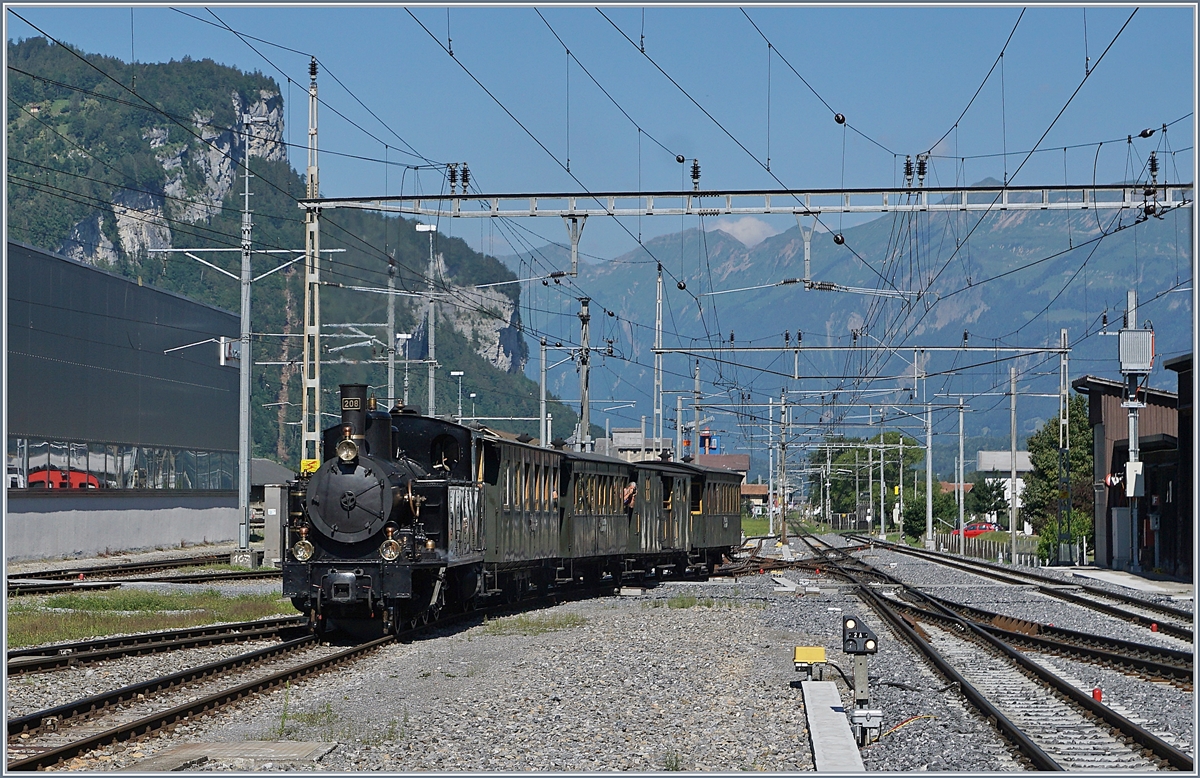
[5, 634, 388, 771]
[800, 535, 1192, 771]
[848, 535, 1193, 641]
[803, 537, 1192, 686]
[6, 616, 308, 675]
[4, 571, 633, 771]
[5, 580, 120, 597]
[6, 555, 229, 582]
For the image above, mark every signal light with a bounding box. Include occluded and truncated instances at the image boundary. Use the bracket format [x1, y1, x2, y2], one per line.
[843, 615, 878, 654]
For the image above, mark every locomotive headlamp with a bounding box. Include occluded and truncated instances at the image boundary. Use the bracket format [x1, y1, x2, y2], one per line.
[380, 539, 402, 561]
[335, 438, 359, 463]
[425, 539, 436, 550]
[292, 539, 315, 561]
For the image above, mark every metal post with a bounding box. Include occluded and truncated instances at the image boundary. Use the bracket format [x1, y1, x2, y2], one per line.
[654, 265, 663, 456]
[867, 408, 873, 534]
[578, 297, 591, 451]
[237, 125, 253, 551]
[825, 445, 831, 530]
[387, 259, 396, 407]
[426, 246, 437, 417]
[898, 436, 904, 523]
[676, 395, 683, 459]
[855, 449, 860, 529]
[779, 388, 787, 539]
[452, 371, 464, 421]
[693, 360, 701, 460]
[401, 335, 410, 406]
[300, 57, 321, 467]
[1010, 367, 1018, 565]
[1128, 382, 1142, 574]
[879, 430, 886, 540]
[563, 214, 586, 277]
[640, 415, 646, 460]
[1056, 328, 1072, 564]
[924, 363, 934, 549]
[958, 398, 965, 554]
[540, 338, 548, 446]
[768, 397, 774, 536]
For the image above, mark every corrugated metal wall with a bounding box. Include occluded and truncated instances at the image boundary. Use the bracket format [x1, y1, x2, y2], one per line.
[6, 241, 238, 451]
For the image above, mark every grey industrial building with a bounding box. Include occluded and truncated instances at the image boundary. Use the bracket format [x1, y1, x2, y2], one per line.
[5, 241, 240, 560]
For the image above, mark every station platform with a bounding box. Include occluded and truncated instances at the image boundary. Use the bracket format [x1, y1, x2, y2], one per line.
[801, 680, 864, 772]
[1063, 567, 1194, 597]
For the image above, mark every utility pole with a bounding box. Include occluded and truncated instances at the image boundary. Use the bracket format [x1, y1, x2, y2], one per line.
[923, 354, 934, 549]
[237, 133, 253, 552]
[426, 241, 437, 417]
[958, 398, 965, 554]
[867, 407, 874, 534]
[693, 360, 701, 459]
[1119, 290, 1152, 572]
[578, 297, 591, 451]
[1010, 366, 1018, 565]
[879, 429, 886, 540]
[540, 338, 548, 446]
[824, 445, 831, 530]
[676, 395, 683, 459]
[1056, 328, 1072, 564]
[854, 449, 860, 530]
[768, 397, 775, 536]
[386, 257, 396, 408]
[654, 264, 663, 456]
[779, 388, 787, 542]
[301, 56, 322, 468]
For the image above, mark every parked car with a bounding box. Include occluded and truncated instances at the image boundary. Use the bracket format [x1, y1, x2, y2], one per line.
[953, 522, 998, 538]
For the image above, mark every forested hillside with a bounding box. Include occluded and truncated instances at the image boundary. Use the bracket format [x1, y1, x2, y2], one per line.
[7, 36, 576, 464]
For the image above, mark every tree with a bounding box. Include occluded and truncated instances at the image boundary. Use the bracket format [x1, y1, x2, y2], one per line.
[965, 472, 1008, 521]
[1020, 394, 1094, 550]
[901, 484, 958, 539]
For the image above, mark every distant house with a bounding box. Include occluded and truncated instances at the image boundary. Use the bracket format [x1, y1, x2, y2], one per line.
[696, 453, 750, 476]
[975, 450, 1034, 529]
[742, 483, 769, 515]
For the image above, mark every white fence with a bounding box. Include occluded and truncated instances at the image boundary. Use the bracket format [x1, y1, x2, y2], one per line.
[933, 532, 1041, 567]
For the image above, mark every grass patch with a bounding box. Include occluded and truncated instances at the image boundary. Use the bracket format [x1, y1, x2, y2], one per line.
[6, 588, 293, 648]
[290, 702, 338, 726]
[667, 594, 698, 609]
[481, 612, 586, 636]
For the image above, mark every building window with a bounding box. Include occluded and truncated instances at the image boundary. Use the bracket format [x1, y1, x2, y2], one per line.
[6, 437, 236, 492]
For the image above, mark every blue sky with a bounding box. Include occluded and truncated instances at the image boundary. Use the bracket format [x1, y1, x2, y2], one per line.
[7, 4, 1195, 260]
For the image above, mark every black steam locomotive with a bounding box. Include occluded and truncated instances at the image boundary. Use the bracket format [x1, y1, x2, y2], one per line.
[283, 383, 743, 634]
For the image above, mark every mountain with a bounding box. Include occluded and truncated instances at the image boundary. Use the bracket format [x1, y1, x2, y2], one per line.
[6, 36, 578, 462]
[500, 182, 1192, 479]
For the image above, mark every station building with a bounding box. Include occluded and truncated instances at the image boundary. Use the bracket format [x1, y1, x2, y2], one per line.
[5, 241, 240, 560]
[1073, 366, 1190, 580]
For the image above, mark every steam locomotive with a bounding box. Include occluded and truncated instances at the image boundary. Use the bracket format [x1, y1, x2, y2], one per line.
[282, 383, 743, 635]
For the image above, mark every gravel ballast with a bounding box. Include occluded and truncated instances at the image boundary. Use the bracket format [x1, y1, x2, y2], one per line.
[10, 535, 1192, 772]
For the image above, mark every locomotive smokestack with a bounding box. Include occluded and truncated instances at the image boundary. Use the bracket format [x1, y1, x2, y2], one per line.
[340, 383, 369, 437]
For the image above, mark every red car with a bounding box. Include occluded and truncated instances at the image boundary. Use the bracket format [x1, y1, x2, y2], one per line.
[953, 522, 998, 538]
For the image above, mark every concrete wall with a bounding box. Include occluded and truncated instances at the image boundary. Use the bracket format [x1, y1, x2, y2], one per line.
[5, 492, 237, 562]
